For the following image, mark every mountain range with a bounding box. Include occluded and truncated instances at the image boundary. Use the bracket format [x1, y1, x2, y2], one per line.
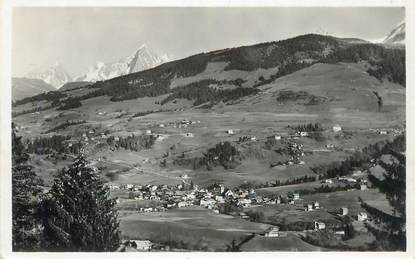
[382, 21, 405, 45]
[12, 22, 405, 102]
[74, 45, 169, 82]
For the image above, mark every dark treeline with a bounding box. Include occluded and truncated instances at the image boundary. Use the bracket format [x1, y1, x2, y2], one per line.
[274, 175, 317, 186]
[311, 134, 405, 179]
[324, 43, 405, 86]
[106, 134, 156, 152]
[203, 141, 239, 170]
[25, 135, 82, 155]
[56, 97, 82, 110]
[44, 120, 86, 134]
[13, 91, 67, 107]
[275, 90, 326, 105]
[160, 79, 258, 106]
[289, 122, 324, 132]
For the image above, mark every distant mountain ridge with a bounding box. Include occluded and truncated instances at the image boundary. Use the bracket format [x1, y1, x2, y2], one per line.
[74, 45, 169, 82]
[383, 21, 405, 45]
[25, 61, 72, 88]
[12, 77, 56, 101]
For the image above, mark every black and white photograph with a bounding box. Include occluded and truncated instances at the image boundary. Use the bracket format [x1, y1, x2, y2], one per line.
[0, 1, 413, 257]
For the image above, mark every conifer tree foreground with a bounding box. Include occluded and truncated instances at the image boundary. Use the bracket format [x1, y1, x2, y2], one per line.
[12, 123, 43, 251]
[40, 153, 120, 251]
[361, 135, 406, 251]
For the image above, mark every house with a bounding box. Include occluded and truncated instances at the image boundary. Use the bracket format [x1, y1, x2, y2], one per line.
[269, 135, 282, 140]
[130, 240, 152, 251]
[293, 193, 300, 200]
[358, 212, 368, 221]
[239, 212, 250, 219]
[264, 227, 280, 237]
[314, 221, 326, 230]
[227, 129, 234, 135]
[326, 144, 335, 149]
[159, 124, 165, 128]
[250, 136, 257, 141]
[340, 207, 349, 216]
[185, 132, 194, 137]
[177, 201, 188, 208]
[237, 198, 252, 207]
[379, 130, 388, 135]
[145, 129, 152, 134]
[300, 132, 308, 137]
[325, 179, 333, 184]
[334, 230, 345, 236]
[181, 174, 190, 179]
[360, 184, 368, 191]
[314, 201, 320, 209]
[333, 124, 342, 132]
[200, 198, 216, 208]
[143, 208, 153, 212]
[305, 204, 314, 211]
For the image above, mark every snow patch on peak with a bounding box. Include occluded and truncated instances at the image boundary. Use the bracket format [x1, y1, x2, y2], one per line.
[383, 21, 405, 45]
[25, 61, 72, 88]
[75, 45, 170, 82]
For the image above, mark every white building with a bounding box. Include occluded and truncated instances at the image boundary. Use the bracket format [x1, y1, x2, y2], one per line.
[300, 132, 308, 137]
[264, 227, 280, 237]
[333, 124, 342, 132]
[358, 212, 368, 221]
[340, 207, 349, 216]
[314, 221, 326, 230]
[130, 240, 152, 251]
[145, 129, 152, 134]
[227, 129, 235, 135]
[293, 193, 300, 200]
[360, 184, 368, 191]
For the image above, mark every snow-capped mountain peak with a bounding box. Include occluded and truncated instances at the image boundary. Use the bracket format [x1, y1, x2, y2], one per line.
[75, 45, 169, 82]
[382, 21, 405, 45]
[25, 61, 72, 88]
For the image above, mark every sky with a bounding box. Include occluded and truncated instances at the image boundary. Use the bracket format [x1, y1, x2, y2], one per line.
[12, 7, 404, 77]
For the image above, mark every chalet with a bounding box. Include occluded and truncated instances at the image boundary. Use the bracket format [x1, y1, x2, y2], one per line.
[237, 198, 252, 207]
[326, 144, 335, 149]
[215, 195, 225, 203]
[264, 227, 280, 237]
[239, 212, 250, 219]
[358, 212, 368, 221]
[143, 208, 153, 212]
[314, 221, 326, 230]
[333, 124, 342, 132]
[177, 201, 188, 208]
[130, 240, 152, 251]
[334, 230, 345, 236]
[200, 198, 216, 208]
[300, 132, 308, 137]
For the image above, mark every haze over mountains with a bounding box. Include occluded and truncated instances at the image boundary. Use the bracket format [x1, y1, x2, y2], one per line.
[74, 45, 170, 82]
[12, 21, 404, 102]
[382, 21, 405, 45]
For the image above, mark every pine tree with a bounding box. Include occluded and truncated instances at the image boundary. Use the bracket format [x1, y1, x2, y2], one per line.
[12, 123, 43, 251]
[40, 153, 120, 251]
[361, 138, 406, 251]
